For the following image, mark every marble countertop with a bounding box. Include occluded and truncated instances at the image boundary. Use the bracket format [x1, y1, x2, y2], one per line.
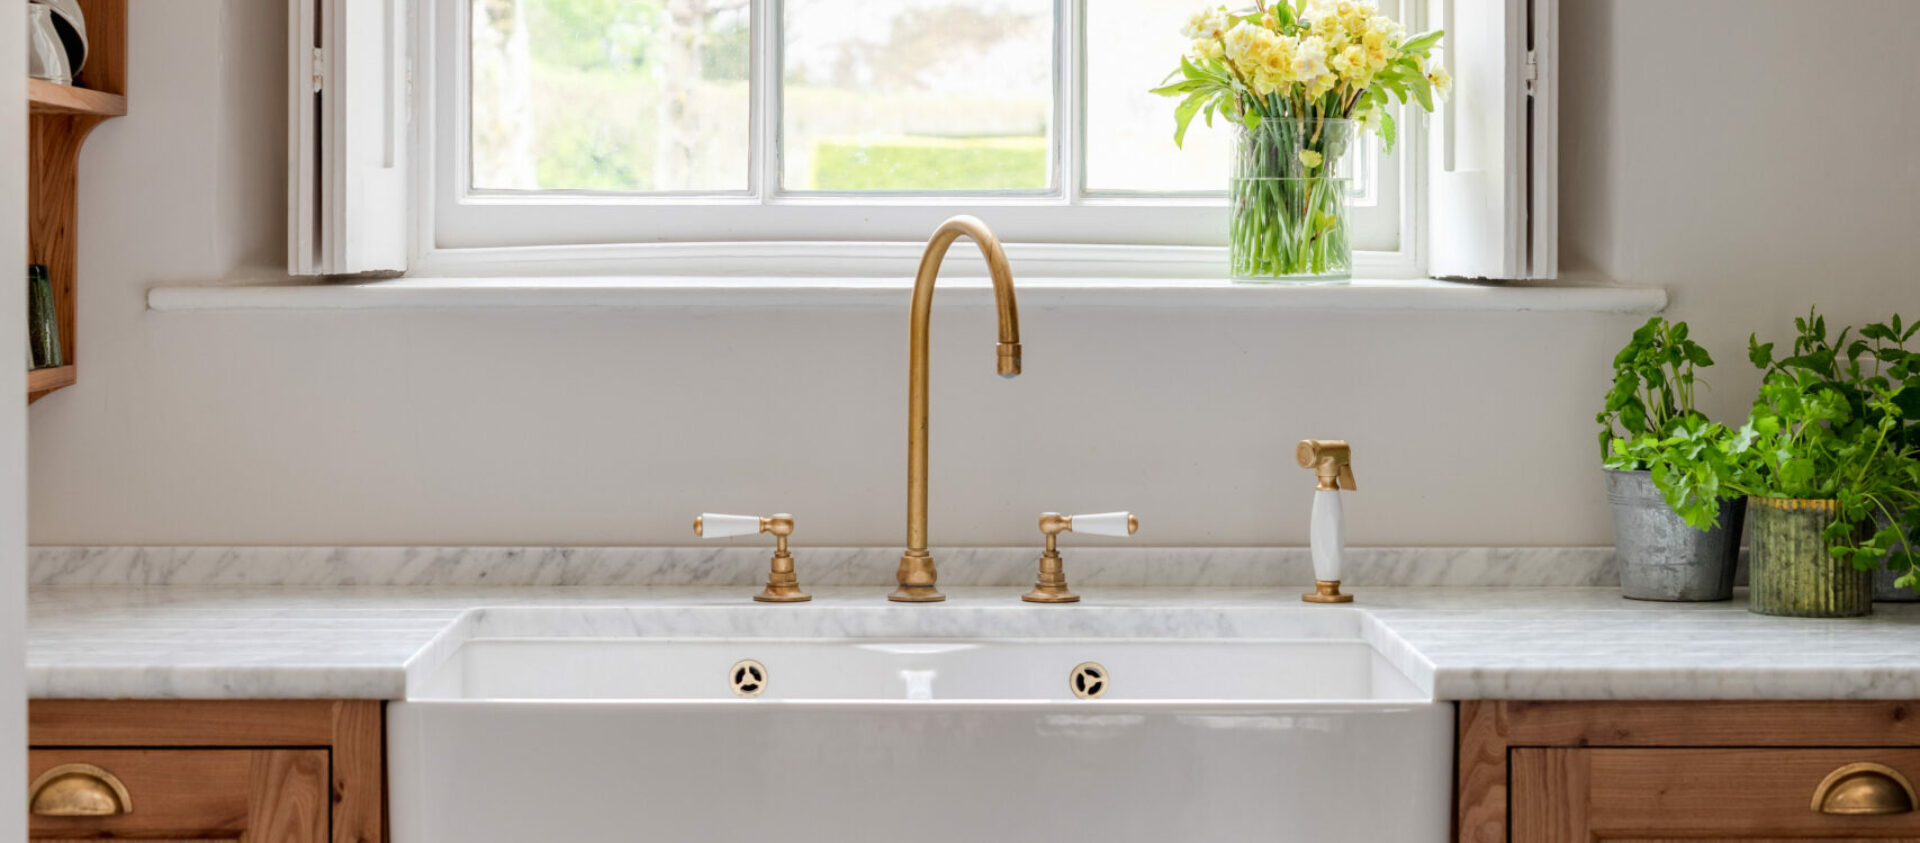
[28, 585, 1920, 701]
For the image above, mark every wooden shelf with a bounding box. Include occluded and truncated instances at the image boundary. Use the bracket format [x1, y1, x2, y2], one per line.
[26, 0, 124, 405]
[28, 79, 125, 117]
[27, 365, 75, 402]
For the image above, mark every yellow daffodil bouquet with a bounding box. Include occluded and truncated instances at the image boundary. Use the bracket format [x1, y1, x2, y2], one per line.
[1153, 0, 1445, 281]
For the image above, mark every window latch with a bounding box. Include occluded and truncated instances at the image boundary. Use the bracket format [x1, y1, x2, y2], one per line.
[311, 47, 326, 94]
[1522, 50, 1538, 95]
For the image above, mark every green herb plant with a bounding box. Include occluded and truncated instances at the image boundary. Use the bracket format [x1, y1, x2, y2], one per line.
[1596, 317, 1737, 529]
[1732, 309, 1920, 585]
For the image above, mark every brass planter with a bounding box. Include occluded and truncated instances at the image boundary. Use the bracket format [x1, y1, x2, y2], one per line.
[1747, 497, 1872, 618]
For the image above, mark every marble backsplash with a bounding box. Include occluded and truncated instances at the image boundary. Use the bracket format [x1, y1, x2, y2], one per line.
[30, 545, 1618, 588]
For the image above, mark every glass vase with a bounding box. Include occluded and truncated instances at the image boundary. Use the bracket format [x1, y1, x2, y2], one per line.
[1230, 117, 1354, 283]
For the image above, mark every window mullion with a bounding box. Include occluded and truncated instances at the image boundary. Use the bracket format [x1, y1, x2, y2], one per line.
[1059, 0, 1081, 205]
[751, 0, 782, 203]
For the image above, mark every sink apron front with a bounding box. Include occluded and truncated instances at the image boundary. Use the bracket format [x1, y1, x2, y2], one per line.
[389, 698, 1452, 842]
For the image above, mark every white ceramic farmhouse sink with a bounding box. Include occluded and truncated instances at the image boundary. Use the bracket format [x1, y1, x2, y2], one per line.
[388, 605, 1452, 843]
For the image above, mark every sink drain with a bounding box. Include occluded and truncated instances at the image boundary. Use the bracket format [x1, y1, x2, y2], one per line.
[730, 659, 767, 698]
[1069, 662, 1107, 700]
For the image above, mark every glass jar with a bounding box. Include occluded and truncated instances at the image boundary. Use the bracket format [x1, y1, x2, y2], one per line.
[1230, 117, 1354, 283]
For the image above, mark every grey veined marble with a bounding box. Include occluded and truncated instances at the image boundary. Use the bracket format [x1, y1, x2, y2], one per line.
[26, 585, 1920, 702]
[30, 545, 1620, 588]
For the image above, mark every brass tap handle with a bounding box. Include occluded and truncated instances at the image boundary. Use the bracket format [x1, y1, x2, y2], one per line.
[1025, 512, 1139, 604]
[693, 513, 810, 603]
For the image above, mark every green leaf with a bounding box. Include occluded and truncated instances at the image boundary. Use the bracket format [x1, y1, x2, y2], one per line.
[1172, 91, 1207, 147]
[1399, 29, 1443, 53]
[1409, 73, 1434, 112]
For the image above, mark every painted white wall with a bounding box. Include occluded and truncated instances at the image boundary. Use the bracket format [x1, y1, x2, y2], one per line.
[22, 0, 1920, 548]
[1, 0, 28, 836]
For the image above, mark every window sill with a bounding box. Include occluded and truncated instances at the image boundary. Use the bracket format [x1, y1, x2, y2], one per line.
[147, 276, 1666, 314]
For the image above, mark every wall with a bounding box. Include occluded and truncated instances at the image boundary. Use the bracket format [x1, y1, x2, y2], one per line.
[23, 0, 1920, 549]
[2, 0, 29, 834]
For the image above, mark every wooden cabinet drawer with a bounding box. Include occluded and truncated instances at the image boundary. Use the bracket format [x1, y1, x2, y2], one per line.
[1515, 747, 1920, 840]
[28, 748, 327, 841]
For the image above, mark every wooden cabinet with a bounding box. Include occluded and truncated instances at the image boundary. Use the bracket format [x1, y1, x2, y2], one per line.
[29, 748, 327, 841]
[1460, 701, 1920, 842]
[27, 700, 384, 842]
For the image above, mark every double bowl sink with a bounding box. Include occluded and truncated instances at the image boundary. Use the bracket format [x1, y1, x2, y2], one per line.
[389, 604, 1452, 842]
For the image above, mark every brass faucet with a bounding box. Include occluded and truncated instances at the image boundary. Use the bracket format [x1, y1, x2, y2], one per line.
[892, 216, 1022, 603]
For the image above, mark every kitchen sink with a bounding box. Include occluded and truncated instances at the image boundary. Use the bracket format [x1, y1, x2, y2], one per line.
[388, 605, 1452, 842]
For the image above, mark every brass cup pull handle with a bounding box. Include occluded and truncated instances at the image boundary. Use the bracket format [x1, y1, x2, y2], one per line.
[1811, 762, 1917, 815]
[29, 763, 132, 817]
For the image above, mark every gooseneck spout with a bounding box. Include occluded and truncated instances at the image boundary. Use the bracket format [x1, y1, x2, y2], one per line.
[892, 216, 1022, 603]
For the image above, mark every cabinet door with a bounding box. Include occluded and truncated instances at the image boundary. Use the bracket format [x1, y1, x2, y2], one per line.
[27, 748, 329, 841]
[1513, 748, 1920, 841]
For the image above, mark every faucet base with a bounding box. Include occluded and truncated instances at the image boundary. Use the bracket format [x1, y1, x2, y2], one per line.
[1022, 550, 1079, 603]
[754, 550, 811, 602]
[890, 552, 945, 602]
[1302, 579, 1354, 603]
[754, 574, 811, 603]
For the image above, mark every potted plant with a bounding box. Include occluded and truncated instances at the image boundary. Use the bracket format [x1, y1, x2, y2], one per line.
[1596, 317, 1746, 601]
[1857, 315, 1920, 601]
[1728, 310, 1920, 618]
[1153, 1, 1445, 283]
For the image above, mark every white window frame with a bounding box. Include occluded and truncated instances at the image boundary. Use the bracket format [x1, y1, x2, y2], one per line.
[416, 0, 1424, 278]
[295, 0, 1554, 281]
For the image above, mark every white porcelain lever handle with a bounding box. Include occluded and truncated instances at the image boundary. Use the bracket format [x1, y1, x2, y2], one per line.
[1070, 512, 1138, 537]
[693, 514, 808, 603]
[694, 513, 765, 539]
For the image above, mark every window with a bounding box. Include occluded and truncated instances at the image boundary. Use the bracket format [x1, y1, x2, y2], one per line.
[293, 0, 1553, 280]
[428, 0, 1414, 262]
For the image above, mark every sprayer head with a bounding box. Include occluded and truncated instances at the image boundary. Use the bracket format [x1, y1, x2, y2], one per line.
[1296, 439, 1357, 491]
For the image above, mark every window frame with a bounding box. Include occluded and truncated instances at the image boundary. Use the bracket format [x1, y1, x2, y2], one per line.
[411, 0, 1430, 279]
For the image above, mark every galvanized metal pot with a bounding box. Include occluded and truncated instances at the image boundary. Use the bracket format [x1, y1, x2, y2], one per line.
[1748, 497, 1872, 618]
[1606, 470, 1744, 602]
[1872, 510, 1916, 602]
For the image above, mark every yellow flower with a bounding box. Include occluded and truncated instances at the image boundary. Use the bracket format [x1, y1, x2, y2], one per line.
[1260, 12, 1278, 30]
[1367, 14, 1406, 43]
[1331, 44, 1373, 85]
[1427, 66, 1453, 98]
[1223, 21, 1266, 63]
[1306, 71, 1339, 98]
[1338, 3, 1372, 37]
[1310, 12, 1345, 42]
[1189, 38, 1224, 61]
[1293, 35, 1330, 78]
[1225, 22, 1288, 95]
[1298, 149, 1324, 169]
[1360, 27, 1398, 69]
[1181, 6, 1230, 40]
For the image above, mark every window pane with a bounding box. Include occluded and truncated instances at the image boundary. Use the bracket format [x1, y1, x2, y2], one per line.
[470, 0, 750, 193]
[1083, 0, 1230, 192]
[1084, 0, 1378, 198]
[781, 0, 1054, 192]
